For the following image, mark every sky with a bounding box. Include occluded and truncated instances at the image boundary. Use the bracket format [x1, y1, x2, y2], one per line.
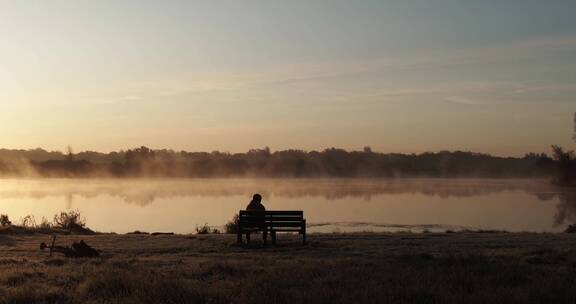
[0, 0, 574, 156]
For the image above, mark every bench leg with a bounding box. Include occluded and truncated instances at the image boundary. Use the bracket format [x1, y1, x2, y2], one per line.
[271, 231, 277, 245]
[302, 221, 307, 245]
[237, 231, 242, 244]
[246, 232, 251, 244]
[263, 230, 268, 245]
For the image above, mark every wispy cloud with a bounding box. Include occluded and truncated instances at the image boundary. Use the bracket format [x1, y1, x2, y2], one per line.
[92, 35, 576, 107]
[512, 83, 576, 94]
[444, 96, 487, 105]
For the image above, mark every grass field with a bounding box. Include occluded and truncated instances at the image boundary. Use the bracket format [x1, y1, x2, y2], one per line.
[2, 232, 576, 303]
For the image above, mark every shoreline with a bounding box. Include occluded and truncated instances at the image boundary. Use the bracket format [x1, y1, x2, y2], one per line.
[1, 227, 569, 236]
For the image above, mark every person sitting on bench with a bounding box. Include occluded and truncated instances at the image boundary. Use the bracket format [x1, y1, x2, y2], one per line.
[246, 193, 265, 211]
[243, 193, 266, 243]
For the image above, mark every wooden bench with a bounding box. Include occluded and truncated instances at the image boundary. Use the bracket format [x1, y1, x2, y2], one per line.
[237, 210, 306, 245]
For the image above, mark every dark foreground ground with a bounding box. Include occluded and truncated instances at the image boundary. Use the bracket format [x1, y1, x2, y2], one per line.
[1, 232, 576, 304]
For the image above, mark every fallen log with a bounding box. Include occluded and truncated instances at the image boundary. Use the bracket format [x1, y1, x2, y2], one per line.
[40, 235, 100, 258]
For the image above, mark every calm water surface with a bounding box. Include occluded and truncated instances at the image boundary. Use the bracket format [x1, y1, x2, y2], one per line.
[0, 178, 574, 233]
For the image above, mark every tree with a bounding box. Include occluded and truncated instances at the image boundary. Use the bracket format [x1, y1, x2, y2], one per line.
[551, 112, 576, 185]
[66, 145, 74, 162]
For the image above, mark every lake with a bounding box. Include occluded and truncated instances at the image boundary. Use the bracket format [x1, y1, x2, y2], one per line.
[0, 178, 574, 234]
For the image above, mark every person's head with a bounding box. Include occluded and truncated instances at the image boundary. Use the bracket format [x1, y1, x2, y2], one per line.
[252, 193, 262, 203]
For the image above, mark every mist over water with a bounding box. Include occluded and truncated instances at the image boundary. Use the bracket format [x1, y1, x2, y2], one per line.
[0, 178, 574, 233]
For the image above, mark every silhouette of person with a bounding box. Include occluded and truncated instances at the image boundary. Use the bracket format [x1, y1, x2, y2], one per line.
[244, 193, 267, 244]
[246, 193, 265, 210]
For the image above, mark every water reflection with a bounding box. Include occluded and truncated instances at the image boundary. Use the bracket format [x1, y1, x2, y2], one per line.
[0, 178, 561, 206]
[0, 178, 574, 233]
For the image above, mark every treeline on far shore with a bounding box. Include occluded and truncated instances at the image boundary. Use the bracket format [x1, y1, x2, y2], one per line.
[0, 146, 563, 178]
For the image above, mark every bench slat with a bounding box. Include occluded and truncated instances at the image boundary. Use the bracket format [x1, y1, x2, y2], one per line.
[240, 218, 303, 222]
[264, 211, 303, 215]
[240, 211, 303, 216]
[269, 229, 304, 232]
[266, 216, 303, 221]
[238, 220, 266, 223]
[240, 213, 303, 222]
[239, 222, 303, 226]
[267, 222, 304, 227]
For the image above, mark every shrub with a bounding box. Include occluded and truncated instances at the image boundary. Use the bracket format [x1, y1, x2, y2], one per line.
[551, 145, 576, 185]
[19, 215, 36, 228]
[0, 214, 11, 226]
[38, 217, 52, 229]
[224, 214, 239, 234]
[564, 225, 576, 233]
[195, 223, 220, 234]
[53, 210, 88, 232]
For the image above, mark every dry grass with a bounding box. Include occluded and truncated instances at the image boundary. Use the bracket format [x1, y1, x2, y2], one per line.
[1, 232, 576, 303]
[0, 210, 94, 235]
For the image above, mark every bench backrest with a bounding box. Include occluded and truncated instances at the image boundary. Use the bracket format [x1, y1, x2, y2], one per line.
[239, 211, 304, 226]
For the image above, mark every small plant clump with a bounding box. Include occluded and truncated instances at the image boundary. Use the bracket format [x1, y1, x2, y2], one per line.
[0, 214, 11, 226]
[195, 223, 220, 234]
[39, 217, 52, 229]
[0, 210, 94, 234]
[564, 224, 576, 233]
[20, 215, 37, 228]
[53, 209, 87, 231]
[225, 214, 239, 234]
